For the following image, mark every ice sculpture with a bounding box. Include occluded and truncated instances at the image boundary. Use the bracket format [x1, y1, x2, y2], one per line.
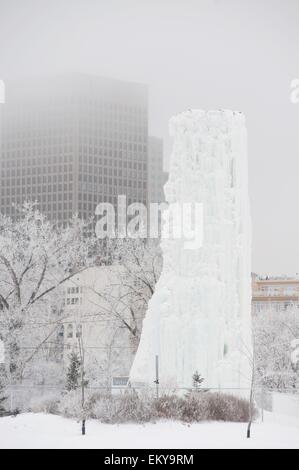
[130, 110, 252, 393]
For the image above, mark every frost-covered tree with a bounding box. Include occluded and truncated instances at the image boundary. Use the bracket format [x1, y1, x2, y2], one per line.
[94, 238, 162, 346]
[253, 308, 299, 391]
[0, 203, 95, 383]
[0, 369, 7, 416]
[66, 352, 81, 392]
[93, 238, 162, 346]
[0, 390, 6, 416]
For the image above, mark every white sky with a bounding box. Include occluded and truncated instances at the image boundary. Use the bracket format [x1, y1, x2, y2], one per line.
[0, 0, 299, 275]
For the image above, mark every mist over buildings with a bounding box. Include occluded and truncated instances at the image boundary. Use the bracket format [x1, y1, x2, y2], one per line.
[0, 0, 299, 274]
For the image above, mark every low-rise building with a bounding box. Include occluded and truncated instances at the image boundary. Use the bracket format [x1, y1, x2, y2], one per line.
[60, 266, 140, 388]
[252, 274, 299, 313]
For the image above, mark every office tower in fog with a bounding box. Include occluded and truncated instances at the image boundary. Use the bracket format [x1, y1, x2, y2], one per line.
[0, 82, 4, 195]
[0, 75, 148, 223]
[148, 136, 167, 204]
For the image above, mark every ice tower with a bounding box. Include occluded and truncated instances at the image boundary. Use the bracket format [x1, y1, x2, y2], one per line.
[130, 110, 252, 392]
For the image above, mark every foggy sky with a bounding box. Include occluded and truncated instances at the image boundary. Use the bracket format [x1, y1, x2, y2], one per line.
[0, 0, 298, 275]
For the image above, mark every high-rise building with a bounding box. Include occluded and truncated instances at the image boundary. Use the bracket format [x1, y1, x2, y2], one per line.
[0, 82, 4, 192]
[147, 136, 167, 204]
[0, 75, 148, 223]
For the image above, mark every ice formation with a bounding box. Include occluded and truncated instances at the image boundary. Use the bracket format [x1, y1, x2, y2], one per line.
[130, 110, 252, 392]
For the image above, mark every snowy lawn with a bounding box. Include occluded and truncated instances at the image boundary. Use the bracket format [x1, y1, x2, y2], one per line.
[0, 412, 298, 449]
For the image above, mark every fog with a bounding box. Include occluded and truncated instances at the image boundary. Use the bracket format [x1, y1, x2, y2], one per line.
[0, 0, 298, 275]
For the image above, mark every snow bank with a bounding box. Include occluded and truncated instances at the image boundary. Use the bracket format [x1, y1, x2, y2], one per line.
[0, 413, 298, 449]
[272, 393, 299, 419]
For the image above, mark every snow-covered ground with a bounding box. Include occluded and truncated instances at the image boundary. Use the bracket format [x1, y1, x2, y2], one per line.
[0, 412, 299, 449]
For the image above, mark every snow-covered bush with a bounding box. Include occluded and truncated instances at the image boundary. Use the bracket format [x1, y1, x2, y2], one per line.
[55, 390, 256, 424]
[57, 390, 86, 419]
[154, 394, 185, 421]
[179, 393, 210, 422]
[27, 393, 60, 415]
[88, 393, 118, 422]
[153, 392, 256, 423]
[201, 393, 256, 423]
[114, 391, 154, 423]
[0, 373, 7, 416]
[90, 391, 154, 424]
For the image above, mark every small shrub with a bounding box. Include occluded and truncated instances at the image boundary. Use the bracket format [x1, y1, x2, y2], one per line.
[0, 377, 7, 417]
[29, 397, 60, 415]
[58, 390, 85, 419]
[115, 391, 153, 424]
[181, 393, 209, 422]
[154, 394, 184, 420]
[91, 391, 154, 424]
[90, 393, 121, 423]
[202, 393, 257, 423]
[55, 389, 257, 424]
